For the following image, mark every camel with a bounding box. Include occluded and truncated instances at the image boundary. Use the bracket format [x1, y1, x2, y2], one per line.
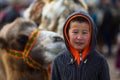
[0, 17, 65, 80]
[23, 0, 53, 25]
[23, 0, 88, 35]
[38, 0, 88, 35]
[23, 0, 45, 25]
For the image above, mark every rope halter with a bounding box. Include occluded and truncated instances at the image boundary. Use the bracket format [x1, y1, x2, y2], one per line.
[7, 30, 50, 80]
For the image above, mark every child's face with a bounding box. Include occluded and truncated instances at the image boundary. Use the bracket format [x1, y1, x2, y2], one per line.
[68, 21, 90, 52]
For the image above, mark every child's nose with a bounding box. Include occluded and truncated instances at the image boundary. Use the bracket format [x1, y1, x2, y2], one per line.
[77, 34, 83, 39]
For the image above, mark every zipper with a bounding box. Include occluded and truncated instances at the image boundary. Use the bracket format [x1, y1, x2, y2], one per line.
[76, 53, 84, 80]
[79, 53, 83, 80]
[80, 53, 83, 65]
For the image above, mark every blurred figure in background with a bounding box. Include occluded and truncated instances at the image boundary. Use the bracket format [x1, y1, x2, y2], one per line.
[115, 33, 120, 78]
[0, 0, 29, 29]
[112, 0, 120, 34]
[114, 0, 120, 78]
[0, 0, 21, 29]
[86, 0, 100, 24]
[97, 0, 115, 56]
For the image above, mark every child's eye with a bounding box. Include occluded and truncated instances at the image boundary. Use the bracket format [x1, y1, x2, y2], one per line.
[82, 31, 89, 34]
[72, 31, 78, 34]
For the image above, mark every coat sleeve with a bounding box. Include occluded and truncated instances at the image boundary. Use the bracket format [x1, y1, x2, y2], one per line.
[50, 59, 61, 80]
[99, 58, 110, 80]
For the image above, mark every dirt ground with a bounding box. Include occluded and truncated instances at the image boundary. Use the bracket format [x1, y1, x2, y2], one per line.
[107, 56, 120, 80]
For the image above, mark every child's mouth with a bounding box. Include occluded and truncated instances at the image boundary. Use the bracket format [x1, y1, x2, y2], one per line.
[76, 42, 84, 46]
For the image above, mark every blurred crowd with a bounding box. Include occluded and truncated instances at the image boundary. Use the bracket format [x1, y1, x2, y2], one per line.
[86, 0, 120, 78]
[86, 0, 120, 56]
[0, 0, 33, 29]
[0, 0, 120, 78]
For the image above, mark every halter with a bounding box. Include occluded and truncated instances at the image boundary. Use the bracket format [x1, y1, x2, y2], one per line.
[7, 30, 50, 80]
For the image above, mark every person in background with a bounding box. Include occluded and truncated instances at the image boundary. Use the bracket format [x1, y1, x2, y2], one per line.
[97, 0, 114, 56]
[50, 11, 110, 80]
[0, 0, 29, 29]
[115, 33, 120, 78]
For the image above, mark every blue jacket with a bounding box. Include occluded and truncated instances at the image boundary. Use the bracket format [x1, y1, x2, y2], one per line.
[50, 11, 110, 80]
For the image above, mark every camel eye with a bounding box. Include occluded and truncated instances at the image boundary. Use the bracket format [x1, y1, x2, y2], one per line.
[53, 36, 63, 42]
[17, 35, 28, 46]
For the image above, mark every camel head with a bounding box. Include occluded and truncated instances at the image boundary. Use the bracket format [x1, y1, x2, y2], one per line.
[0, 17, 65, 69]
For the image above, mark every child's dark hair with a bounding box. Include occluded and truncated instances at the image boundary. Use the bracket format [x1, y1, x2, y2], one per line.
[67, 16, 89, 33]
[70, 16, 89, 24]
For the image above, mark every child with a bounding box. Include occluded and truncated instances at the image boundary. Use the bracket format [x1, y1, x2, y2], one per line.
[50, 11, 110, 80]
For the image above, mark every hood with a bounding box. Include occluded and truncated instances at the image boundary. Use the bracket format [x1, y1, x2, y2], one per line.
[63, 11, 97, 65]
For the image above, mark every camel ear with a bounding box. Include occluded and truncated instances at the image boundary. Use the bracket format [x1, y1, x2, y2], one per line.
[0, 37, 7, 49]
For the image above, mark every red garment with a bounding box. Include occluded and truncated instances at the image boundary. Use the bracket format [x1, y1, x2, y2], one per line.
[0, 10, 6, 21]
[116, 46, 120, 69]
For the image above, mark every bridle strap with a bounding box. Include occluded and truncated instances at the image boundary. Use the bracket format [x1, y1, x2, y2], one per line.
[22, 30, 42, 70]
[7, 30, 50, 80]
[7, 49, 22, 58]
